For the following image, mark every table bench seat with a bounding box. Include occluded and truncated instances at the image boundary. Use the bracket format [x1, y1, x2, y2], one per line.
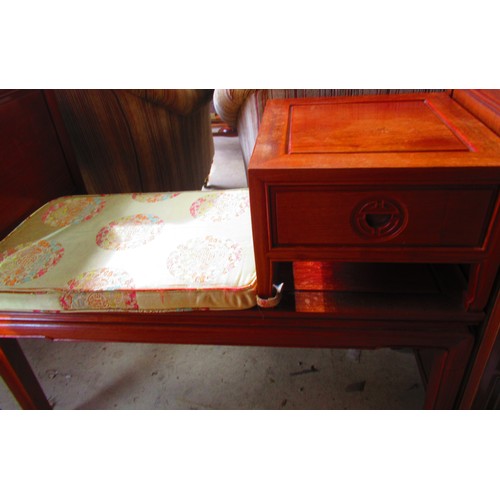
[0, 189, 257, 313]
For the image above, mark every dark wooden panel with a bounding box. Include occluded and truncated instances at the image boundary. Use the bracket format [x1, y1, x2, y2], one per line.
[0, 90, 80, 238]
[484, 377, 500, 409]
[461, 279, 500, 408]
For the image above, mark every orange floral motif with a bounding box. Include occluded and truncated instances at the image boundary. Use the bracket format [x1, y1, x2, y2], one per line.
[0, 240, 64, 286]
[132, 192, 180, 203]
[41, 196, 106, 227]
[59, 268, 138, 310]
[166, 236, 243, 285]
[189, 191, 249, 222]
[96, 214, 164, 250]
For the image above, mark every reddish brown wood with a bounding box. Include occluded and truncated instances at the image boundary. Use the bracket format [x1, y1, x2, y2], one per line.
[1, 89, 497, 410]
[248, 93, 500, 307]
[42, 90, 85, 193]
[415, 348, 437, 389]
[291, 262, 484, 322]
[0, 306, 475, 409]
[0, 89, 82, 239]
[422, 349, 448, 409]
[288, 99, 469, 154]
[272, 186, 494, 247]
[250, 93, 500, 172]
[0, 339, 51, 410]
[289, 260, 479, 408]
[452, 89, 500, 136]
[0, 261, 483, 410]
[456, 90, 500, 407]
[460, 280, 500, 408]
[294, 261, 451, 293]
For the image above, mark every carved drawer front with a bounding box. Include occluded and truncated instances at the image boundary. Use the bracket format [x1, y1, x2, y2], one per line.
[271, 186, 497, 248]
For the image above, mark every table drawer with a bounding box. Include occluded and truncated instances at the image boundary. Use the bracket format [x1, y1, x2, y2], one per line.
[271, 186, 497, 247]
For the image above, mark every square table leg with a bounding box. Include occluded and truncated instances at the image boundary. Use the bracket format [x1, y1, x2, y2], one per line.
[0, 339, 51, 410]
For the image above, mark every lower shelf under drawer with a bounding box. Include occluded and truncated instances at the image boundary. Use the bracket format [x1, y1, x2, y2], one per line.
[292, 261, 476, 320]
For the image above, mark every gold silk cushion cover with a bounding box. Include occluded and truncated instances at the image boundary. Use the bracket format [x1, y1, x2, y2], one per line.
[0, 189, 256, 312]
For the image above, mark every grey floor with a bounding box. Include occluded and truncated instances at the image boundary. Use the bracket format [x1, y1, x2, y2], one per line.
[0, 135, 425, 410]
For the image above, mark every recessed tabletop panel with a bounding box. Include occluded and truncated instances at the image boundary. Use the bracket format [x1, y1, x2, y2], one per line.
[288, 99, 471, 154]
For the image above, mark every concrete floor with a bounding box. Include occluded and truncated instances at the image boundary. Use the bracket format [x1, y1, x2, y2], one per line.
[0, 134, 425, 410]
[206, 135, 249, 189]
[0, 341, 425, 409]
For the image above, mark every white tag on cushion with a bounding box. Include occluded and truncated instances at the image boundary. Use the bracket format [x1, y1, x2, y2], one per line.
[256, 283, 284, 309]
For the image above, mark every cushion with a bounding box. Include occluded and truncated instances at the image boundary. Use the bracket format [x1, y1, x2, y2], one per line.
[0, 189, 257, 312]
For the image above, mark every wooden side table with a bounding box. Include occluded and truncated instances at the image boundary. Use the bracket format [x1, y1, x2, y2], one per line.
[248, 92, 500, 311]
[246, 91, 500, 408]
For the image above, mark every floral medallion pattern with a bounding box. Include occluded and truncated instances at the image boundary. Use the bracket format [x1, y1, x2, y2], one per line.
[132, 192, 180, 203]
[59, 268, 138, 310]
[1, 190, 256, 312]
[166, 235, 243, 285]
[41, 196, 106, 227]
[0, 240, 64, 286]
[189, 191, 249, 222]
[96, 214, 164, 250]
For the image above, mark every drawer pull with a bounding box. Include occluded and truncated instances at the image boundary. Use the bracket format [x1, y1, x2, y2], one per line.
[365, 213, 392, 229]
[353, 199, 406, 240]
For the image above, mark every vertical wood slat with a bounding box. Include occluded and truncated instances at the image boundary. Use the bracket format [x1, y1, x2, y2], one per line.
[0, 339, 51, 410]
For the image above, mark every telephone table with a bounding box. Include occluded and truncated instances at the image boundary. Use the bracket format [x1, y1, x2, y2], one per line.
[248, 92, 500, 311]
[247, 92, 500, 408]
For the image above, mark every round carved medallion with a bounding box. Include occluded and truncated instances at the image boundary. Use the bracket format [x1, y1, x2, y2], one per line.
[352, 198, 407, 240]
